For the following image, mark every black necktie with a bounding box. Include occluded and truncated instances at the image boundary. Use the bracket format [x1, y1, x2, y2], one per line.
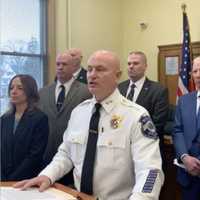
[57, 85, 65, 111]
[127, 83, 135, 101]
[80, 103, 101, 195]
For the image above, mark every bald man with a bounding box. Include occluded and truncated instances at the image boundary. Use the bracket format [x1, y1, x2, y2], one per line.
[173, 56, 200, 200]
[15, 50, 163, 200]
[37, 52, 91, 184]
[67, 48, 87, 84]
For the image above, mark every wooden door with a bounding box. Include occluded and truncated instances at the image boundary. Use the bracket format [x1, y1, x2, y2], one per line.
[158, 42, 200, 105]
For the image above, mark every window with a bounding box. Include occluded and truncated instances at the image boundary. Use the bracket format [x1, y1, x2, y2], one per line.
[0, 0, 47, 115]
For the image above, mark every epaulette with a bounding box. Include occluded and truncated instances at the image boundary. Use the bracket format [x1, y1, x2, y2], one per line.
[77, 98, 93, 107]
[121, 96, 147, 114]
[121, 96, 134, 107]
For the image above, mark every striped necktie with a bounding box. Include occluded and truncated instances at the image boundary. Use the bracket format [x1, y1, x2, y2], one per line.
[56, 85, 65, 111]
[127, 83, 135, 101]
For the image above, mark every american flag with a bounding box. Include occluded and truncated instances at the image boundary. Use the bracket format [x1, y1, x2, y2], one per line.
[176, 11, 195, 99]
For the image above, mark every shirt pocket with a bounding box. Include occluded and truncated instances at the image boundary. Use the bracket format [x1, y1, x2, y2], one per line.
[97, 131, 127, 169]
[67, 133, 86, 166]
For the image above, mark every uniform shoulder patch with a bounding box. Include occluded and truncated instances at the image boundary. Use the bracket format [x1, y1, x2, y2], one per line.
[139, 115, 158, 139]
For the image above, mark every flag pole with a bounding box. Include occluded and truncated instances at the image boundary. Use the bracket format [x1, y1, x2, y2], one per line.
[181, 3, 194, 91]
[176, 3, 195, 99]
[181, 3, 186, 13]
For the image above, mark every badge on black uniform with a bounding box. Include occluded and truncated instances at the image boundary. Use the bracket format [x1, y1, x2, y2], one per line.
[139, 115, 158, 139]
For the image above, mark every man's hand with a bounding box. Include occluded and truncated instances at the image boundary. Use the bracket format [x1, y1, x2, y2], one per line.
[182, 155, 200, 176]
[13, 175, 51, 192]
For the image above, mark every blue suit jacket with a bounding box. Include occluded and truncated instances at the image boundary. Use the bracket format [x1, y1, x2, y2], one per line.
[0, 108, 49, 181]
[173, 91, 199, 186]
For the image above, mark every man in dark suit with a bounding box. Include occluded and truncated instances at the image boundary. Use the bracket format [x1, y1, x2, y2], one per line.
[38, 52, 91, 184]
[118, 51, 168, 154]
[68, 48, 87, 84]
[172, 56, 200, 200]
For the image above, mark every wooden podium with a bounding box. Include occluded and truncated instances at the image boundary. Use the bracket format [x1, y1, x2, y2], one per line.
[0, 181, 96, 200]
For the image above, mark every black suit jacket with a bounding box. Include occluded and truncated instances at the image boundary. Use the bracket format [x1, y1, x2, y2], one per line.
[119, 78, 169, 139]
[0, 108, 49, 181]
[77, 67, 87, 84]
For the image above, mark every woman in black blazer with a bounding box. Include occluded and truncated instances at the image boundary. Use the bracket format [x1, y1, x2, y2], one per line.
[0, 74, 49, 181]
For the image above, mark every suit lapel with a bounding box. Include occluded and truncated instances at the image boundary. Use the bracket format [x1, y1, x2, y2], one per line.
[3, 114, 15, 152]
[58, 81, 79, 113]
[14, 111, 31, 138]
[189, 92, 197, 132]
[120, 80, 130, 97]
[48, 83, 58, 114]
[77, 68, 87, 83]
[136, 78, 150, 104]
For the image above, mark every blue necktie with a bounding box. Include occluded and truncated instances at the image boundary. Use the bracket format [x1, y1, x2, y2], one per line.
[56, 85, 65, 111]
[196, 105, 200, 142]
[80, 103, 101, 195]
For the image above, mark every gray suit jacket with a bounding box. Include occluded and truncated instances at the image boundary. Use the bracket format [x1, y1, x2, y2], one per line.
[38, 80, 91, 165]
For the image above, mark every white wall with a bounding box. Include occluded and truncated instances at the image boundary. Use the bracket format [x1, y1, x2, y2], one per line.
[53, 0, 200, 81]
[122, 0, 200, 80]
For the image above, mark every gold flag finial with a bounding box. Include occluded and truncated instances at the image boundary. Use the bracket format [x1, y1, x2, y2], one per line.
[181, 3, 186, 12]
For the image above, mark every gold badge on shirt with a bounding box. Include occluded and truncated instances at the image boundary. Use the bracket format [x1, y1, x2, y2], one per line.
[110, 115, 123, 129]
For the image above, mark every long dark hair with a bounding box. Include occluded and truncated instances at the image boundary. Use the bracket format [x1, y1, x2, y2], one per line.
[8, 74, 40, 112]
